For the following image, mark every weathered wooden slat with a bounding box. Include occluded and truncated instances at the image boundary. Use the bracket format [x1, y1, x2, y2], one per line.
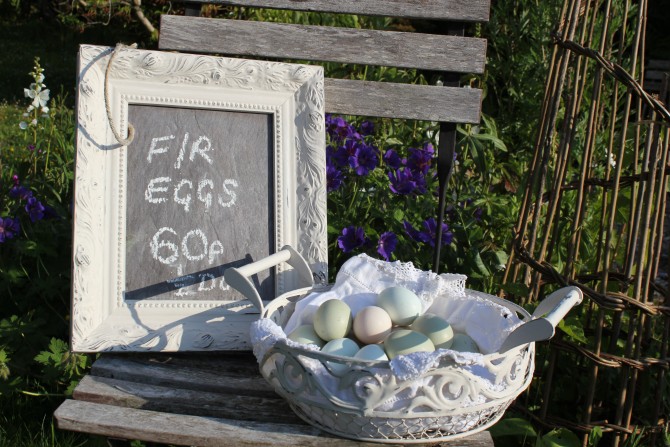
[54, 400, 368, 447]
[159, 16, 487, 74]
[176, 0, 491, 22]
[91, 355, 276, 397]
[55, 399, 496, 447]
[73, 375, 302, 423]
[324, 78, 482, 123]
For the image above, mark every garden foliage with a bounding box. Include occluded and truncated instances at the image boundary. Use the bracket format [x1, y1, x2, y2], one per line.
[0, 59, 88, 401]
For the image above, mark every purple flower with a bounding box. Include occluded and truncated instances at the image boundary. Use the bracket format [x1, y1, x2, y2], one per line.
[326, 115, 354, 143]
[27, 144, 35, 152]
[0, 217, 20, 242]
[403, 220, 430, 244]
[337, 226, 367, 253]
[9, 185, 33, 201]
[403, 218, 452, 247]
[388, 168, 427, 195]
[377, 232, 397, 261]
[423, 218, 452, 246]
[327, 165, 345, 192]
[383, 149, 405, 169]
[349, 143, 379, 176]
[473, 207, 484, 221]
[326, 144, 337, 167]
[407, 143, 435, 176]
[334, 139, 358, 167]
[360, 120, 375, 136]
[12, 175, 19, 186]
[25, 196, 45, 222]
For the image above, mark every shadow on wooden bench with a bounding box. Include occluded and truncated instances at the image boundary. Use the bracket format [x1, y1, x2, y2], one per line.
[56, 353, 494, 446]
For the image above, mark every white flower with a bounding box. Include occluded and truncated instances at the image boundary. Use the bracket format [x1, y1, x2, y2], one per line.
[31, 118, 37, 126]
[36, 73, 45, 83]
[31, 89, 49, 108]
[19, 121, 28, 130]
[24, 88, 34, 98]
[42, 106, 49, 115]
[608, 153, 616, 168]
[22, 112, 29, 117]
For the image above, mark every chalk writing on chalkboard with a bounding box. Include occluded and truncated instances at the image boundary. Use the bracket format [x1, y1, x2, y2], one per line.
[124, 105, 274, 301]
[71, 45, 327, 352]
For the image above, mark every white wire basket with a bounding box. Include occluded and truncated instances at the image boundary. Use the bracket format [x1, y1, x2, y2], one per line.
[225, 246, 583, 443]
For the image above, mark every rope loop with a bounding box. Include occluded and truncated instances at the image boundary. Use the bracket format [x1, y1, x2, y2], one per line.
[104, 43, 138, 146]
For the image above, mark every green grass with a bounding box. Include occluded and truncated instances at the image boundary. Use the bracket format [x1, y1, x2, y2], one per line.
[0, 394, 108, 447]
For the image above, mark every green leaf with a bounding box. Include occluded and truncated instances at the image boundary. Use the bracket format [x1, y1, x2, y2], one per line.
[493, 250, 509, 269]
[393, 208, 405, 223]
[473, 250, 491, 277]
[500, 283, 531, 299]
[34, 337, 68, 365]
[539, 428, 581, 447]
[490, 417, 537, 438]
[558, 315, 588, 344]
[473, 132, 509, 152]
[588, 426, 603, 446]
[385, 137, 403, 146]
[0, 349, 10, 380]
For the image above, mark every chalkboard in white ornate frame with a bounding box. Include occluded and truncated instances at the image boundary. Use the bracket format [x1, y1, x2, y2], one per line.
[71, 45, 327, 352]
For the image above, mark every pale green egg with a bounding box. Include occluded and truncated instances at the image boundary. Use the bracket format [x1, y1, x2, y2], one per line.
[383, 329, 435, 359]
[376, 286, 422, 326]
[412, 313, 454, 349]
[313, 299, 353, 341]
[450, 333, 480, 353]
[287, 324, 325, 348]
[354, 344, 389, 362]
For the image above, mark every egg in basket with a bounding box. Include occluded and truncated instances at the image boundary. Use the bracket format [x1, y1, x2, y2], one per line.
[225, 246, 582, 443]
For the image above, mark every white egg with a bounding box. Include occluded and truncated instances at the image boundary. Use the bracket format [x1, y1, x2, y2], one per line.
[354, 344, 389, 362]
[383, 329, 435, 359]
[376, 286, 423, 326]
[412, 313, 454, 349]
[353, 306, 392, 344]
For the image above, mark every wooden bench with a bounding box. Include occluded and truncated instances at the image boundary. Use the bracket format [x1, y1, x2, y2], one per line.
[55, 353, 494, 446]
[56, 1, 494, 445]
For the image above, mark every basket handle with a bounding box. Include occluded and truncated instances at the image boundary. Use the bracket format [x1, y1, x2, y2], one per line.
[224, 245, 313, 314]
[498, 286, 583, 353]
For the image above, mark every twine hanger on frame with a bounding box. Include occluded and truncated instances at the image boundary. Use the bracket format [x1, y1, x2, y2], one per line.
[104, 43, 138, 146]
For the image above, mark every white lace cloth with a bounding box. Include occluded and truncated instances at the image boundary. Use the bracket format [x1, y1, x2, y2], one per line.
[250, 254, 524, 383]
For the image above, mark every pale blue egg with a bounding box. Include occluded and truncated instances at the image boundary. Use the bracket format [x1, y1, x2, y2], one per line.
[321, 337, 360, 375]
[450, 333, 480, 353]
[354, 344, 389, 362]
[376, 286, 422, 326]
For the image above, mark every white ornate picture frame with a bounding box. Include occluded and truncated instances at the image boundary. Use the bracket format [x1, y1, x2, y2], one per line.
[71, 45, 327, 352]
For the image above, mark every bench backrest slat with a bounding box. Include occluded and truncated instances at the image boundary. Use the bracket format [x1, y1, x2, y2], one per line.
[160, 16, 487, 74]
[325, 79, 481, 123]
[176, 0, 490, 22]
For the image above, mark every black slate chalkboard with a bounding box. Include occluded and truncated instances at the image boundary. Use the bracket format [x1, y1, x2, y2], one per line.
[124, 105, 274, 301]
